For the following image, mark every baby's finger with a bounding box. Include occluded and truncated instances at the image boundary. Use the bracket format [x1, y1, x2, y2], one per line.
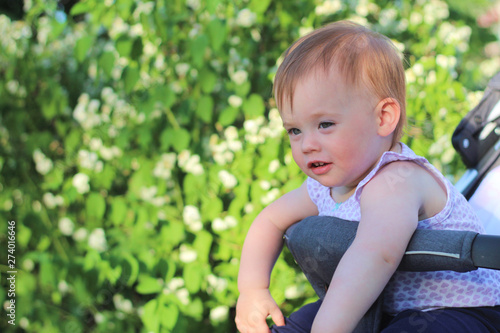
[270, 307, 285, 327]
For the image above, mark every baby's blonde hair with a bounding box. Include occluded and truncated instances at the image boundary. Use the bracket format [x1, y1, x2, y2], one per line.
[274, 20, 406, 144]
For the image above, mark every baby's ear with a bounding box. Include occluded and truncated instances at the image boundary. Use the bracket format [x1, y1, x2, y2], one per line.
[375, 97, 400, 137]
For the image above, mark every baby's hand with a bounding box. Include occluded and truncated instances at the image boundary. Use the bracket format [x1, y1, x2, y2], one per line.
[235, 288, 285, 333]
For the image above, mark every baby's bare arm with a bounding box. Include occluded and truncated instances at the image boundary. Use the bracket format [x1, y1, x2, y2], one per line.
[236, 181, 318, 332]
[312, 162, 428, 333]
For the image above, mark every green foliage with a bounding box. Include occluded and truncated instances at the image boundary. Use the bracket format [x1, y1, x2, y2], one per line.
[0, 0, 497, 331]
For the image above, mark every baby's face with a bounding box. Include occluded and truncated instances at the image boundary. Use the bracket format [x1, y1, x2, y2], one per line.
[280, 70, 387, 197]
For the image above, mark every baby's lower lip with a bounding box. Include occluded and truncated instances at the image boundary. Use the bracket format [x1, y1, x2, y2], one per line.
[310, 163, 332, 175]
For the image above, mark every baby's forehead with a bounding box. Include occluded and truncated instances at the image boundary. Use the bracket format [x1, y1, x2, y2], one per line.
[282, 65, 372, 104]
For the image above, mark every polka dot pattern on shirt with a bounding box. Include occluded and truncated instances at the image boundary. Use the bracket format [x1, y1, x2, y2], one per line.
[306, 143, 500, 315]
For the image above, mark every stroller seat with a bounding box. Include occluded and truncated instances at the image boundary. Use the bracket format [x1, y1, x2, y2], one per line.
[470, 164, 500, 236]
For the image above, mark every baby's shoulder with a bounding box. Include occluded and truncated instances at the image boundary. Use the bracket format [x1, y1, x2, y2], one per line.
[372, 160, 433, 189]
[370, 160, 447, 219]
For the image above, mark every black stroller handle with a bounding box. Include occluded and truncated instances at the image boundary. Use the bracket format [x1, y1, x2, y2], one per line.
[284, 216, 500, 333]
[285, 216, 500, 296]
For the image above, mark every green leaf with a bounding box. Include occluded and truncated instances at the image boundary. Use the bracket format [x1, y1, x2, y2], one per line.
[136, 275, 163, 294]
[250, 0, 272, 13]
[193, 231, 213, 264]
[183, 263, 202, 294]
[116, 36, 133, 57]
[205, 0, 220, 14]
[141, 299, 161, 332]
[201, 196, 223, 221]
[207, 19, 226, 51]
[162, 222, 185, 246]
[161, 304, 179, 330]
[43, 167, 64, 190]
[184, 297, 204, 320]
[86, 192, 106, 219]
[156, 86, 176, 108]
[74, 35, 93, 63]
[199, 69, 218, 94]
[121, 254, 139, 286]
[110, 197, 128, 226]
[70, 1, 92, 15]
[160, 128, 191, 152]
[243, 94, 265, 118]
[196, 95, 214, 123]
[123, 65, 140, 93]
[218, 107, 239, 126]
[65, 130, 82, 156]
[130, 37, 143, 61]
[190, 34, 209, 67]
[98, 51, 115, 78]
[40, 258, 55, 287]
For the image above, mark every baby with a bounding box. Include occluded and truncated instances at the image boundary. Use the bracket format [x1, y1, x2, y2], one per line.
[236, 21, 500, 333]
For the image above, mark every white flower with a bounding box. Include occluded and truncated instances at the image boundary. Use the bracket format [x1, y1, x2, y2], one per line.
[251, 29, 261, 42]
[113, 294, 133, 313]
[101, 87, 117, 105]
[224, 126, 239, 141]
[153, 153, 176, 179]
[88, 228, 107, 252]
[73, 228, 88, 242]
[129, 23, 143, 37]
[186, 0, 200, 10]
[99, 146, 121, 161]
[227, 140, 242, 152]
[94, 313, 105, 324]
[299, 26, 313, 37]
[140, 186, 157, 202]
[260, 180, 271, 191]
[19, 317, 29, 329]
[58, 217, 74, 236]
[210, 305, 229, 322]
[43, 192, 64, 208]
[315, 0, 342, 16]
[178, 150, 204, 175]
[72, 173, 90, 194]
[261, 188, 280, 205]
[285, 285, 301, 299]
[269, 160, 280, 173]
[207, 274, 228, 293]
[231, 69, 248, 85]
[212, 216, 238, 232]
[89, 138, 103, 151]
[183, 205, 203, 232]
[22, 259, 34, 272]
[218, 170, 237, 189]
[412, 63, 424, 77]
[73, 93, 101, 130]
[166, 277, 185, 291]
[236, 9, 256, 27]
[179, 244, 197, 263]
[176, 288, 189, 305]
[78, 150, 100, 170]
[175, 63, 190, 77]
[410, 11, 423, 25]
[228, 95, 243, 108]
[58, 280, 69, 294]
[244, 203, 254, 214]
[33, 149, 53, 175]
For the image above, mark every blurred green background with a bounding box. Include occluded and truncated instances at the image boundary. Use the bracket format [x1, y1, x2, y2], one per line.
[0, 0, 499, 331]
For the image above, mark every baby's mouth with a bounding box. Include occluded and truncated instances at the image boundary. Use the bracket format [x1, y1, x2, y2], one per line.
[308, 161, 332, 169]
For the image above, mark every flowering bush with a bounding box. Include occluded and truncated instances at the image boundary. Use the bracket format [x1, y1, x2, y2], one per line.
[0, 0, 497, 331]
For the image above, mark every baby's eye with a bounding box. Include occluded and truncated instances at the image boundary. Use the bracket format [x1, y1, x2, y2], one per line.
[287, 128, 301, 135]
[319, 122, 334, 129]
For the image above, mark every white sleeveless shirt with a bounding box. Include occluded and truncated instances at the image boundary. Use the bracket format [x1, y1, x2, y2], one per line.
[307, 143, 500, 315]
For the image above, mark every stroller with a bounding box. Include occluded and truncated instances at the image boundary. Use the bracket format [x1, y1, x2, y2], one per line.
[284, 72, 500, 332]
